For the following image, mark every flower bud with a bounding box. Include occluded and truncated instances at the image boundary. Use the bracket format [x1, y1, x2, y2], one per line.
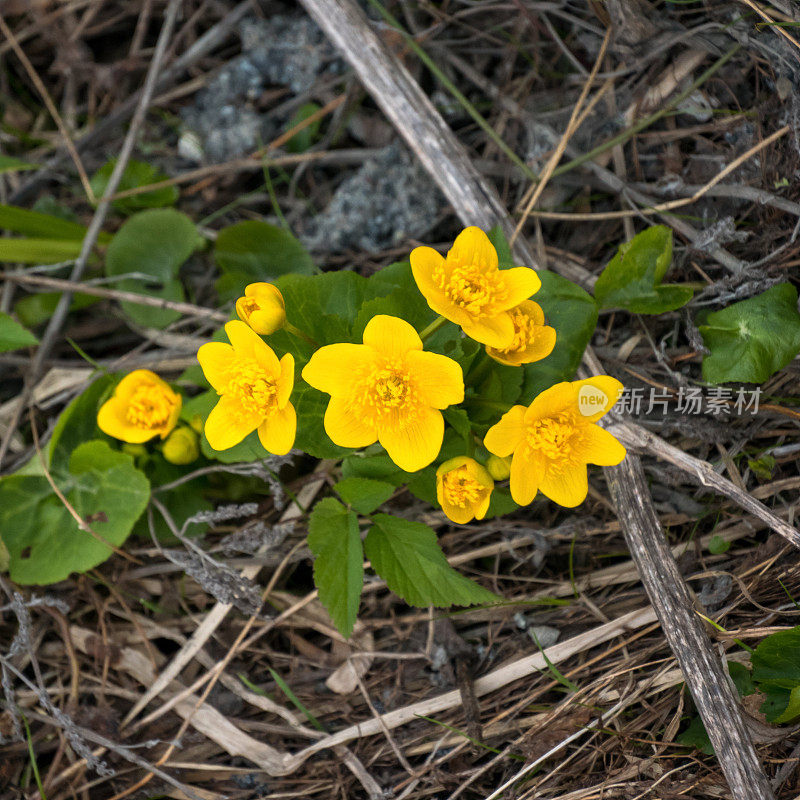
[189, 414, 204, 435]
[436, 456, 494, 524]
[162, 426, 200, 465]
[122, 443, 148, 458]
[235, 282, 286, 335]
[485, 454, 512, 480]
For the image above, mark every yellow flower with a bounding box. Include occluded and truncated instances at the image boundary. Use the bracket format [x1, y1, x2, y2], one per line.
[485, 300, 556, 367]
[485, 454, 512, 481]
[484, 377, 626, 508]
[410, 227, 541, 348]
[197, 321, 296, 455]
[436, 456, 493, 524]
[97, 370, 181, 444]
[235, 282, 286, 335]
[162, 426, 200, 465]
[302, 315, 464, 472]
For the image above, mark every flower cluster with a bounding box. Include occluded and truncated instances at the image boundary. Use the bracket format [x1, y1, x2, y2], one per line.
[97, 227, 626, 522]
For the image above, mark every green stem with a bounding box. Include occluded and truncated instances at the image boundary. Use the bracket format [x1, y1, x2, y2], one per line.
[419, 315, 448, 341]
[285, 321, 318, 348]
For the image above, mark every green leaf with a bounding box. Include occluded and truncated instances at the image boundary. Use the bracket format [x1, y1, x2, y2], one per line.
[0, 441, 149, 584]
[707, 534, 730, 555]
[759, 684, 800, 724]
[14, 291, 99, 328]
[214, 221, 315, 302]
[105, 208, 199, 328]
[48, 375, 115, 474]
[677, 715, 714, 755]
[352, 285, 435, 342]
[0, 238, 83, 263]
[364, 514, 499, 607]
[341, 452, 409, 485]
[443, 407, 472, 443]
[308, 498, 363, 638]
[0, 203, 110, 242]
[284, 102, 322, 153]
[0, 535, 9, 572]
[90, 158, 179, 214]
[334, 477, 395, 514]
[728, 662, 755, 697]
[522, 271, 599, 399]
[751, 626, 800, 687]
[593, 226, 693, 314]
[292, 383, 350, 459]
[486, 225, 514, 266]
[0, 312, 38, 352]
[0, 155, 38, 173]
[699, 284, 800, 384]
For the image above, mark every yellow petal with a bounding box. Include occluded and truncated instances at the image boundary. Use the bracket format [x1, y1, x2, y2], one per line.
[197, 342, 235, 392]
[406, 350, 464, 409]
[526, 381, 575, 422]
[509, 449, 543, 506]
[436, 455, 471, 479]
[112, 369, 163, 403]
[378, 407, 443, 472]
[465, 459, 495, 490]
[258, 403, 296, 455]
[484, 405, 527, 457]
[248, 307, 286, 335]
[447, 227, 498, 269]
[474, 491, 492, 520]
[410, 246, 447, 300]
[520, 299, 545, 325]
[440, 499, 477, 525]
[204, 395, 261, 450]
[323, 396, 377, 448]
[539, 464, 588, 508]
[462, 313, 515, 348]
[164, 395, 183, 440]
[302, 343, 372, 395]
[572, 376, 624, 422]
[526, 325, 557, 362]
[573, 424, 626, 466]
[225, 320, 280, 374]
[497, 266, 542, 310]
[362, 315, 422, 359]
[97, 398, 158, 444]
[277, 353, 295, 408]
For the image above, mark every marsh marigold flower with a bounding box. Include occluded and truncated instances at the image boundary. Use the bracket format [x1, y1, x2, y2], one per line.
[236, 282, 286, 335]
[485, 300, 556, 367]
[484, 377, 626, 508]
[302, 315, 463, 472]
[197, 320, 296, 455]
[436, 456, 493, 524]
[98, 369, 181, 444]
[410, 227, 541, 348]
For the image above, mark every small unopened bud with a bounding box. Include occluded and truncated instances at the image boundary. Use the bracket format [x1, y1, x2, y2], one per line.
[485, 454, 511, 480]
[189, 414, 204, 435]
[236, 283, 286, 335]
[162, 426, 200, 465]
[122, 443, 148, 458]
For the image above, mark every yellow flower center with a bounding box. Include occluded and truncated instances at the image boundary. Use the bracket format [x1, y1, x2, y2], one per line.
[126, 385, 177, 430]
[239, 298, 259, 317]
[498, 308, 537, 354]
[526, 413, 580, 466]
[435, 262, 500, 316]
[442, 466, 484, 509]
[355, 363, 418, 421]
[224, 358, 278, 419]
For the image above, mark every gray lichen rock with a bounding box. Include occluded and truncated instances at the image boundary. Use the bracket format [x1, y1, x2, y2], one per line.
[300, 142, 446, 254]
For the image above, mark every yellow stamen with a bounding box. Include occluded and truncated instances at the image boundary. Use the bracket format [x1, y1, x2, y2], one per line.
[526, 412, 579, 464]
[357, 363, 418, 420]
[125, 385, 177, 430]
[434, 262, 503, 316]
[442, 466, 484, 509]
[499, 307, 537, 354]
[224, 358, 278, 419]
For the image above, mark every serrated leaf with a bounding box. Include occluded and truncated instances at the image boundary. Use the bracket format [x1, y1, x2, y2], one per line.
[522, 271, 599, 399]
[0, 312, 38, 352]
[214, 221, 315, 302]
[308, 498, 363, 637]
[443, 407, 472, 443]
[0, 441, 149, 584]
[106, 209, 199, 328]
[699, 283, 800, 384]
[594, 226, 693, 314]
[334, 477, 395, 514]
[90, 158, 179, 214]
[364, 514, 498, 608]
